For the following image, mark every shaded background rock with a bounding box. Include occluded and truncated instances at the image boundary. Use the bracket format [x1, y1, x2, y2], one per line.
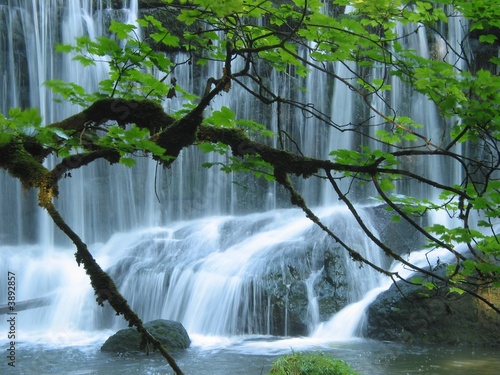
[365, 278, 500, 347]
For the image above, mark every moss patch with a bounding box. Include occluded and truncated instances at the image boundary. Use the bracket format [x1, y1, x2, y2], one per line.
[0, 141, 48, 190]
[269, 352, 359, 375]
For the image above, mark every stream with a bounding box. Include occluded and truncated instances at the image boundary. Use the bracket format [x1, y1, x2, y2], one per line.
[5, 335, 500, 375]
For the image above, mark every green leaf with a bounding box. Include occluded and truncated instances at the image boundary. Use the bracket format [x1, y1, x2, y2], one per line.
[119, 157, 136, 167]
[390, 214, 401, 222]
[449, 286, 466, 295]
[151, 32, 180, 48]
[411, 277, 424, 284]
[423, 282, 436, 290]
[375, 129, 401, 144]
[202, 162, 217, 169]
[0, 132, 12, 145]
[177, 9, 203, 25]
[403, 133, 418, 142]
[379, 178, 395, 191]
[264, 173, 275, 182]
[198, 142, 216, 153]
[109, 20, 136, 40]
[72, 54, 96, 67]
[55, 44, 74, 53]
[206, 107, 236, 127]
[479, 34, 498, 44]
[372, 78, 391, 91]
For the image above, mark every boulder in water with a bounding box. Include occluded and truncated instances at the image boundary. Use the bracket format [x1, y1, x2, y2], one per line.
[101, 319, 190, 353]
[365, 279, 500, 346]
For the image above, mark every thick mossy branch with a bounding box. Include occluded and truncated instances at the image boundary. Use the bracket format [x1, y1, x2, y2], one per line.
[50, 99, 175, 134]
[196, 125, 376, 177]
[46, 99, 374, 178]
[83, 98, 175, 132]
[50, 98, 202, 166]
[80, 98, 204, 166]
[197, 125, 327, 177]
[151, 110, 203, 165]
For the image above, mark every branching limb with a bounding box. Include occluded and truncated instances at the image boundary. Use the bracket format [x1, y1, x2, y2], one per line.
[328, 171, 500, 314]
[0, 136, 186, 371]
[272, 167, 394, 277]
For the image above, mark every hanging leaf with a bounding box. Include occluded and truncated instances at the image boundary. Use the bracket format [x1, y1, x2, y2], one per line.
[167, 87, 177, 99]
[119, 157, 136, 167]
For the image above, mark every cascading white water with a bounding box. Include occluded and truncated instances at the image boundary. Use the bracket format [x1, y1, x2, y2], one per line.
[1, 205, 386, 341]
[305, 269, 322, 333]
[0, 1, 470, 350]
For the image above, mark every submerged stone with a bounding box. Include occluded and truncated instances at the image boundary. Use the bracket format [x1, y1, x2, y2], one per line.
[101, 319, 190, 353]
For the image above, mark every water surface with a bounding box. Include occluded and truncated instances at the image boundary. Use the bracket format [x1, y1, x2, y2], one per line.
[4, 335, 500, 375]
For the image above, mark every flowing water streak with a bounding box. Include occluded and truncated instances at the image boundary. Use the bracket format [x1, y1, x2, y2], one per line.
[0, 0, 61, 244]
[305, 268, 322, 332]
[96, 205, 385, 338]
[114, 210, 321, 336]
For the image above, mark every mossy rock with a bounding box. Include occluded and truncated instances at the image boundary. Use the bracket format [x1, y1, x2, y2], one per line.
[268, 352, 359, 375]
[366, 280, 500, 347]
[101, 319, 190, 353]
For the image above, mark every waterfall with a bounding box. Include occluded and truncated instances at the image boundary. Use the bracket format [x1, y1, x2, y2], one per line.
[0, 0, 146, 245]
[1, 205, 385, 339]
[0, 2, 463, 241]
[0, 1, 468, 346]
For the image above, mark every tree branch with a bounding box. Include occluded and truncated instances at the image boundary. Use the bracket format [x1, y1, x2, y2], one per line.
[40, 197, 185, 375]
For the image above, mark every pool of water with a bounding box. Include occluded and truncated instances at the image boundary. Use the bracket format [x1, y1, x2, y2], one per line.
[3, 334, 500, 375]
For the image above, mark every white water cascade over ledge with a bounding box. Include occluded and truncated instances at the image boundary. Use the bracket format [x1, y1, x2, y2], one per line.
[0, 0, 474, 360]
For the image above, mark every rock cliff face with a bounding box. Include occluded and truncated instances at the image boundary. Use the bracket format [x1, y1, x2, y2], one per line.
[365, 276, 500, 347]
[262, 243, 350, 336]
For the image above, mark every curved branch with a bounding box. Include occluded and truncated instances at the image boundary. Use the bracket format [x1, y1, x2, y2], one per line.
[197, 124, 477, 202]
[371, 174, 466, 262]
[197, 124, 370, 177]
[51, 149, 121, 181]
